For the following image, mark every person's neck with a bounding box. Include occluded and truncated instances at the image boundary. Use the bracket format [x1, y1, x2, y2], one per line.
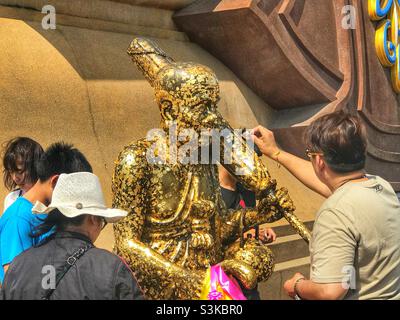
[328, 171, 367, 192]
[23, 181, 48, 205]
[63, 226, 94, 243]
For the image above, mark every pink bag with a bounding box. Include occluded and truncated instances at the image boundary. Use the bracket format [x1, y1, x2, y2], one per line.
[200, 264, 247, 300]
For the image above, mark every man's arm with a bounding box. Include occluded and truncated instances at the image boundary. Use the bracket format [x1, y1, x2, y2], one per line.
[271, 150, 331, 198]
[252, 126, 331, 198]
[298, 281, 347, 300]
[284, 208, 357, 300]
[284, 273, 348, 300]
[3, 265, 9, 275]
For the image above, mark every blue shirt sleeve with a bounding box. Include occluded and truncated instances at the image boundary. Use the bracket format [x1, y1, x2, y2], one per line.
[0, 217, 34, 266]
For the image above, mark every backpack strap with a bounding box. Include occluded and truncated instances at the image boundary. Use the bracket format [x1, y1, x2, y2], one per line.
[41, 244, 93, 300]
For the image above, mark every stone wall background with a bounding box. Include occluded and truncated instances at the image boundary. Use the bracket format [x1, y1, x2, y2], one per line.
[0, 0, 323, 250]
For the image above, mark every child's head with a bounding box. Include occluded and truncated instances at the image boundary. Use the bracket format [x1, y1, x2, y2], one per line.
[2, 137, 44, 193]
[35, 142, 93, 205]
[36, 142, 93, 182]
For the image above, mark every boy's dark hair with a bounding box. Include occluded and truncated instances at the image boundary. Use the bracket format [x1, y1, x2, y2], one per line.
[2, 137, 44, 191]
[36, 142, 93, 182]
[304, 110, 367, 173]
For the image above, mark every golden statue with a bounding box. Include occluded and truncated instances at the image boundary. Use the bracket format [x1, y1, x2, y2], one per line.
[112, 37, 311, 300]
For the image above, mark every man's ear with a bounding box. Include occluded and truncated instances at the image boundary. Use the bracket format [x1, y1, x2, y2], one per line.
[317, 155, 326, 171]
[50, 175, 60, 189]
[88, 215, 97, 226]
[88, 215, 102, 226]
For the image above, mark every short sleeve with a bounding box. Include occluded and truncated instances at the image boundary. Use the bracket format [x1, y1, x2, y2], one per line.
[113, 259, 145, 300]
[0, 217, 34, 266]
[3, 192, 17, 213]
[3, 195, 8, 213]
[310, 209, 358, 283]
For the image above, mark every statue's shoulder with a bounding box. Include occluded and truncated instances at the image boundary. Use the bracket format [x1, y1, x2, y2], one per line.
[115, 138, 152, 172]
[120, 138, 152, 154]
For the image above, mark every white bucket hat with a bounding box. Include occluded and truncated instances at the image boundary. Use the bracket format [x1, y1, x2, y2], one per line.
[32, 172, 128, 223]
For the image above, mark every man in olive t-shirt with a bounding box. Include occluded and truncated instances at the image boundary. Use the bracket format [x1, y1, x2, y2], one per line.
[252, 110, 400, 300]
[310, 175, 400, 299]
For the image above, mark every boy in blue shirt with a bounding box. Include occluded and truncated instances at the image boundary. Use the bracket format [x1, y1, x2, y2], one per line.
[0, 142, 92, 283]
[0, 198, 47, 282]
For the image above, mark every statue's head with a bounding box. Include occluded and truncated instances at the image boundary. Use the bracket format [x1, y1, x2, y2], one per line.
[128, 37, 222, 131]
[154, 62, 220, 130]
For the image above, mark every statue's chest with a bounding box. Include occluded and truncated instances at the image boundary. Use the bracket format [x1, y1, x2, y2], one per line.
[147, 164, 219, 222]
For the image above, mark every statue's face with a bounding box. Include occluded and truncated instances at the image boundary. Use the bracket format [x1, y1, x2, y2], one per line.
[154, 63, 222, 131]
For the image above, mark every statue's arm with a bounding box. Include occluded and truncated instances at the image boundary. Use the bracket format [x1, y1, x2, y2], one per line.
[213, 116, 275, 193]
[220, 207, 282, 245]
[215, 117, 311, 243]
[112, 143, 148, 242]
[220, 187, 311, 245]
[112, 142, 204, 299]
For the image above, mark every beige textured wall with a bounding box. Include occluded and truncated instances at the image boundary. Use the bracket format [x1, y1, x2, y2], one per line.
[111, 0, 196, 10]
[0, 3, 324, 250]
[0, 0, 179, 30]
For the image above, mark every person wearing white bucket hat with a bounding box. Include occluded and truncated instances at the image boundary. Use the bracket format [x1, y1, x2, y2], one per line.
[1, 172, 144, 300]
[0, 142, 93, 284]
[38, 171, 128, 224]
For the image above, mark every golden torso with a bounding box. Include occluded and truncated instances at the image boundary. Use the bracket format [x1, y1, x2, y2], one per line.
[144, 162, 224, 270]
[114, 137, 226, 271]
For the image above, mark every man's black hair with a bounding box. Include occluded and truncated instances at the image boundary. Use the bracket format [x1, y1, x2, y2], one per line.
[304, 110, 367, 173]
[36, 142, 93, 182]
[32, 209, 87, 239]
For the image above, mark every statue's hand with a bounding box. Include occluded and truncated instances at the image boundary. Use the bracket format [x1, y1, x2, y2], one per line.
[257, 187, 295, 222]
[220, 259, 258, 290]
[275, 187, 296, 212]
[224, 238, 275, 286]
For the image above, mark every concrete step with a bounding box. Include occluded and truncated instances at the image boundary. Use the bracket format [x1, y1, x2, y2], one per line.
[270, 220, 314, 238]
[259, 257, 311, 300]
[267, 234, 309, 264]
[256, 220, 314, 299]
[258, 220, 313, 264]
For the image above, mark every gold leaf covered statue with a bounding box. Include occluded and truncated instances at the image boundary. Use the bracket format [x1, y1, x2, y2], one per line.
[112, 37, 311, 300]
